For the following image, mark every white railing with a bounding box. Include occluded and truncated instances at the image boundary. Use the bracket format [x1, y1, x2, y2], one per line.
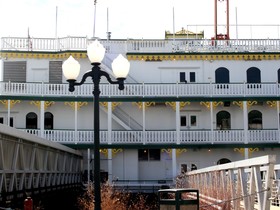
[2, 36, 280, 53]
[1, 82, 280, 98]
[177, 155, 278, 210]
[21, 129, 280, 145]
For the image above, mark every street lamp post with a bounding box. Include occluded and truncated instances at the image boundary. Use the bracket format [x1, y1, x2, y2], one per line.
[62, 40, 130, 210]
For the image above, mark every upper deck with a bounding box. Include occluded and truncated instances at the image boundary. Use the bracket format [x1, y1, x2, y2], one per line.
[1, 36, 280, 54]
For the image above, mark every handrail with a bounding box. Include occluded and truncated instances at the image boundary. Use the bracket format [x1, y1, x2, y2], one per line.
[2, 36, 280, 53]
[0, 82, 280, 99]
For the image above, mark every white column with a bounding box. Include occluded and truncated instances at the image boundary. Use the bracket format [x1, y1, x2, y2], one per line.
[176, 102, 180, 144]
[40, 101, 44, 138]
[7, 100, 11, 126]
[210, 102, 214, 143]
[243, 101, 249, 159]
[107, 102, 113, 183]
[172, 149, 177, 178]
[142, 102, 146, 144]
[75, 102, 78, 144]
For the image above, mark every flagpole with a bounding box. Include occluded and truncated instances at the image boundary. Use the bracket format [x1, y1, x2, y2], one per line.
[93, 0, 97, 38]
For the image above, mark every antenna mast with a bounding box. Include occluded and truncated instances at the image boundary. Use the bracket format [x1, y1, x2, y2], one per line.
[93, 0, 97, 38]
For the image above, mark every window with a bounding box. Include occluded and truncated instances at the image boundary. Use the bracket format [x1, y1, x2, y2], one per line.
[217, 158, 231, 165]
[138, 149, 160, 161]
[180, 114, 197, 129]
[216, 111, 231, 130]
[215, 67, 229, 83]
[180, 72, 186, 83]
[247, 67, 261, 83]
[44, 112, 54, 129]
[0, 117, 14, 127]
[26, 112, 38, 129]
[190, 72, 196, 82]
[248, 110, 262, 129]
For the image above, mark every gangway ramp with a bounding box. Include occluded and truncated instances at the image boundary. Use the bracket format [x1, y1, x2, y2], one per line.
[0, 124, 83, 203]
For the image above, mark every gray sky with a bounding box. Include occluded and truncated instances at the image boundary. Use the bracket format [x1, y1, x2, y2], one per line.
[1, 0, 280, 39]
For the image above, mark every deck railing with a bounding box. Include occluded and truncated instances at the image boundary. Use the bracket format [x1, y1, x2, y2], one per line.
[2, 36, 280, 53]
[0, 82, 280, 99]
[21, 129, 280, 145]
[177, 155, 279, 210]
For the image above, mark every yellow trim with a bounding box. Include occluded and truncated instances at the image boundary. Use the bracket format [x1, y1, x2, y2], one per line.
[127, 53, 280, 61]
[30, 101, 54, 110]
[234, 148, 259, 157]
[0, 52, 87, 60]
[165, 102, 190, 110]
[267, 101, 277, 108]
[2, 51, 280, 61]
[0, 100, 20, 109]
[132, 102, 156, 109]
[64, 102, 88, 110]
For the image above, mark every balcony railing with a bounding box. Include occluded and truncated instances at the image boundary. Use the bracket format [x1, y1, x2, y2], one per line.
[21, 129, 280, 145]
[2, 36, 280, 53]
[1, 82, 280, 100]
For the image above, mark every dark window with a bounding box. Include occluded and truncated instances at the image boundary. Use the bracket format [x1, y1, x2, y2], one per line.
[215, 67, 229, 83]
[216, 111, 231, 130]
[138, 149, 148, 161]
[248, 110, 262, 129]
[0, 118, 3, 124]
[149, 149, 160, 160]
[217, 158, 231, 165]
[190, 116, 197, 126]
[180, 116, 187, 126]
[190, 72, 196, 82]
[247, 67, 261, 83]
[278, 69, 280, 83]
[138, 149, 160, 161]
[44, 112, 53, 129]
[26, 112, 38, 129]
[9, 117, 13, 127]
[180, 72, 186, 83]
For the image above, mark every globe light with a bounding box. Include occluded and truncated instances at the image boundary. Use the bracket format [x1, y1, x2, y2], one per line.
[87, 39, 106, 63]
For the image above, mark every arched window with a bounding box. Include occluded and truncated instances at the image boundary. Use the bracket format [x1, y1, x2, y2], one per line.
[26, 112, 37, 129]
[247, 67, 261, 83]
[215, 67, 230, 83]
[217, 158, 231, 165]
[248, 110, 262, 129]
[216, 111, 231, 130]
[44, 112, 54, 129]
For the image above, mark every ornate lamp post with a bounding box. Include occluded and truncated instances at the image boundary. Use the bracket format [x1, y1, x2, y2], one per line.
[62, 40, 130, 210]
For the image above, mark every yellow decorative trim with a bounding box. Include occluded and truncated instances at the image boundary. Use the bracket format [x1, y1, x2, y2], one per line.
[100, 149, 108, 157]
[247, 101, 257, 107]
[64, 102, 88, 110]
[132, 102, 156, 109]
[176, 149, 187, 156]
[165, 102, 190, 110]
[112, 149, 123, 157]
[127, 53, 280, 61]
[213, 101, 223, 108]
[100, 102, 122, 110]
[2, 51, 280, 61]
[30, 101, 54, 110]
[100, 149, 123, 158]
[266, 101, 277, 108]
[233, 101, 243, 109]
[0, 52, 87, 60]
[200, 101, 211, 109]
[161, 149, 187, 157]
[0, 100, 20, 109]
[234, 148, 259, 157]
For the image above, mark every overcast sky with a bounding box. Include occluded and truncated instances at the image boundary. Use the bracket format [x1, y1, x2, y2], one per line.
[1, 0, 280, 39]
